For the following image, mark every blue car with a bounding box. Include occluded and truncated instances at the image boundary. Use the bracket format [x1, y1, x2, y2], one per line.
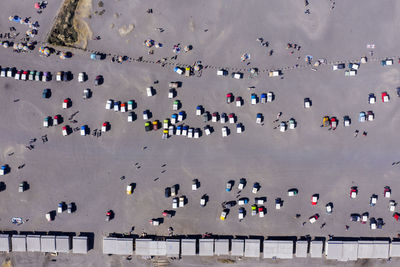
[358, 111, 366, 122]
[226, 181, 233, 192]
[182, 125, 189, 136]
[260, 93, 267, 103]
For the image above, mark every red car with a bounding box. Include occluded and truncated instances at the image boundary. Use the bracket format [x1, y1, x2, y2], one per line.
[226, 93, 233, 104]
[311, 194, 318, 205]
[309, 214, 319, 223]
[381, 92, 389, 102]
[394, 213, 400, 221]
[350, 187, 357, 199]
[330, 117, 337, 130]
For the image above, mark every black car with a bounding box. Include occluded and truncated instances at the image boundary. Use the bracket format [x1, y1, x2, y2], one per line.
[377, 218, 384, 229]
[42, 89, 51, 98]
[165, 187, 171, 198]
[203, 112, 209, 122]
[350, 214, 361, 222]
[94, 75, 103, 86]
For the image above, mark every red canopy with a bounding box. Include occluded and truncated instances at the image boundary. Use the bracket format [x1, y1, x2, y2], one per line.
[34, 3, 40, 9]
[394, 213, 400, 221]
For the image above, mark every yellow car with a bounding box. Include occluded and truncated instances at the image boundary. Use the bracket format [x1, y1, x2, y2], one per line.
[322, 116, 330, 127]
[220, 210, 227, 221]
[126, 185, 133, 195]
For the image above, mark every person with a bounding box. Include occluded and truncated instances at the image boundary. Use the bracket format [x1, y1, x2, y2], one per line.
[345, 225, 349, 231]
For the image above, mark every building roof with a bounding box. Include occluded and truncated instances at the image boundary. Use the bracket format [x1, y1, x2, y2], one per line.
[391, 241, 400, 257]
[56, 236, 70, 253]
[103, 237, 133, 255]
[263, 240, 293, 259]
[310, 240, 323, 258]
[0, 234, 10, 252]
[11, 235, 26, 252]
[295, 240, 308, 258]
[244, 239, 260, 258]
[72, 236, 88, 254]
[357, 240, 389, 259]
[181, 239, 196, 256]
[326, 241, 358, 261]
[41, 235, 56, 253]
[26, 235, 41, 252]
[231, 239, 244, 256]
[199, 239, 214, 256]
[166, 239, 180, 257]
[214, 239, 229, 256]
[135, 239, 166, 256]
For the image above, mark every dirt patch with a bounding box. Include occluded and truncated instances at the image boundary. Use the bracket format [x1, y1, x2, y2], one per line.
[47, 0, 92, 49]
[118, 24, 135, 37]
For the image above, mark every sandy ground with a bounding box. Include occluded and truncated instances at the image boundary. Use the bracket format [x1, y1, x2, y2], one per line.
[1, 0, 400, 266]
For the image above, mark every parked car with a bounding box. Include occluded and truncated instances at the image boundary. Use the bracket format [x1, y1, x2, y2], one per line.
[194, 128, 200, 138]
[367, 111, 374, 121]
[53, 115, 60, 126]
[94, 75, 103, 86]
[105, 99, 113, 110]
[311, 194, 318, 205]
[21, 70, 28, 80]
[236, 97, 242, 107]
[304, 98, 311, 108]
[370, 194, 378, 207]
[260, 93, 267, 104]
[236, 123, 243, 133]
[152, 120, 160, 130]
[187, 128, 194, 138]
[251, 93, 257, 105]
[28, 70, 35, 81]
[326, 203, 333, 214]
[42, 89, 50, 98]
[280, 122, 287, 132]
[176, 125, 182, 135]
[168, 89, 175, 99]
[62, 98, 71, 109]
[238, 198, 248, 205]
[196, 105, 203, 116]
[350, 213, 361, 222]
[204, 125, 211, 136]
[165, 187, 171, 198]
[200, 195, 207, 207]
[192, 179, 198, 190]
[172, 198, 178, 209]
[67, 203, 73, 213]
[359, 112, 366, 122]
[220, 210, 228, 221]
[128, 112, 134, 122]
[35, 71, 42, 81]
[0, 67, 7, 77]
[226, 93, 233, 103]
[275, 198, 282, 209]
[127, 100, 134, 111]
[80, 125, 87, 136]
[330, 117, 337, 130]
[126, 184, 133, 195]
[83, 89, 91, 99]
[143, 110, 149, 120]
[350, 187, 357, 198]
[251, 205, 257, 216]
[212, 112, 218, 122]
[382, 92, 389, 102]
[102, 122, 109, 132]
[238, 207, 245, 219]
[58, 202, 64, 213]
[182, 125, 189, 136]
[252, 183, 259, 194]
[369, 93, 376, 104]
[288, 188, 298, 196]
[322, 116, 330, 127]
[267, 92, 273, 102]
[309, 214, 319, 223]
[226, 181, 233, 192]
[178, 111, 185, 122]
[390, 200, 396, 212]
[179, 196, 185, 207]
[15, 70, 21, 80]
[78, 72, 86, 82]
[144, 122, 151, 132]
[228, 113, 235, 124]
[361, 212, 368, 224]
[43, 116, 50, 127]
[56, 71, 63, 82]
[289, 119, 296, 129]
[343, 116, 351, 127]
[384, 186, 391, 198]
[370, 218, 377, 229]
[113, 101, 120, 111]
[222, 126, 228, 137]
[238, 178, 246, 190]
[173, 100, 180, 111]
[258, 207, 265, 217]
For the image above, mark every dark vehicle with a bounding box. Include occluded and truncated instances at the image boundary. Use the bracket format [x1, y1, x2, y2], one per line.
[106, 210, 113, 221]
[203, 112, 209, 122]
[165, 187, 171, 198]
[42, 89, 50, 98]
[94, 75, 103, 86]
[350, 213, 361, 222]
[377, 218, 384, 229]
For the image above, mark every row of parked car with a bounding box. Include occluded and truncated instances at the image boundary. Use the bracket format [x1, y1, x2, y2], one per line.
[0, 67, 51, 81]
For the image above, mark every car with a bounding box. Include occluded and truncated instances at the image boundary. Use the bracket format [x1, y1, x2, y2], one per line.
[289, 119, 296, 129]
[168, 88, 175, 99]
[203, 112, 209, 122]
[275, 198, 282, 209]
[90, 53, 102, 60]
[394, 213, 400, 221]
[267, 92, 273, 102]
[370, 218, 377, 229]
[361, 212, 369, 224]
[350, 187, 357, 199]
[238, 198, 248, 205]
[260, 94, 267, 104]
[390, 200, 396, 212]
[222, 126, 228, 137]
[185, 67, 192, 77]
[62, 71, 69, 81]
[176, 125, 182, 135]
[0, 68, 7, 77]
[152, 120, 159, 131]
[330, 117, 337, 130]
[144, 122, 151, 132]
[377, 218, 384, 229]
[304, 98, 311, 108]
[204, 125, 211, 136]
[113, 101, 120, 112]
[236, 123, 243, 133]
[251, 205, 257, 216]
[381, 59, 393, 66]
[42, 71, 50, 82]
[182, 125, 189, 136]
[174, 67, 184, 75]
[187, 128, 194, 138]
[192, 179, 198, 190]
[220, 210, 228, 221]
[21, 70, 28, 80]
[169, 125, 175, 136]
[128, 112, 134, 122]
[94, 75, 102, 86]
[78, 72, 86, 82]
[350, 214, 361, 222]
[346, 70, 356, 76]
[172, 198, 178, 209]
[226, 93, 233, 103]
[62, 99, 70, 109]
[127, 100, 134, 111]
[332, 63, 345, 70]
[169, 82, 179, 89]
[229, 113, 235, 124]
[309, 214, 319, 223]
[288, 188, 298, 196]
[258, 207, 265, 217]
[15, 70, 21, 80]
[326, 203, 333, 214]
[101, 122, 109, 132]
[251, 93, 257, 105]
[105, 99, 114, 110]
[311, 194, 318, 205]
[238, 178, 246, 190]
[126, 184, 133, 195]
[382, 92, 389, 102]
[173, 100, 180, 111]
[348, 63, 359, 70]
[220, 113, 227, 123]
[46, 212, 53, 221]
[384, 186, 391, 198]
[212, 112, 218, 122]
[236, 97, 242, 107]
[269, 70, 280, 77]
[322, 116, 330, 127]
[163, 119, 169, 129]
[171, 185, 177, 197]
[28, 70, 35, 81]
[80, 125, 87, 136]
[42, 89, 50, 98]
[368, 93, 376, 104]
[7, 67, 15, 77]
[343, 116, 351, 127]
[196, 105, 203, 116]
[280, 122, 287, 132]
[58, 202, 64, 213]
[255, 198, 265, 205]
[143, 110, 149, 120]
[18, 182, 26, 192]
[53, 115, 60, 126]
[179, 196, 185, 207]
[200, 195, 207, 206]
[226, 181, 233, 192]
[165, 187, 171, 198]
[56, 71, 63, 82]
[35, 71, 42, 81]
[232, 72, 242, 79]
[252, 183, 259, 194]
[370, 194, 378, 206]
[83, 89, 91, 99]
[238, 207, 245, 219]
[367, 111, 374, 121]
[194, 128, 200, 139]
[217, 69, 227, 76]
[178, 111, 185, 122]
[359, 112, 366, 122]
[43, 116, 50, 127]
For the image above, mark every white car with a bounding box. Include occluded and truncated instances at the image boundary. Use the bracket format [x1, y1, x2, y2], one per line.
[304, 98, 311, 108]
[128, 112, 134, 122]
[251, 94, 257, 105]
[179, 196, 185, 207]
[255, 198, 264, 205]
[163, 119, 169, 129]
[222, 127, 228, 137]
[78, 72, 85, 82]
[343, 116, 351, 127]
[168, 89, 175, 99]
[280, 122, 287, 132]
[200, 196, 206, 206]
[43, 117, 50, 128]
[80, 125, 87, 136]
[326, 203, 333, 214]
[275, 199, 282, 209]
[143, 110, 149, 120]
[192, 179, 198, 190]
[259, 207, 265, 217]
[194, 128, 200, 139]
[369, 94, 376, 104]
[21, 71, 27, 81]
[267, 92, 273, 102]
[361, 213, 368, 224]
[172, 198, 178, 209]
[187, 128, 194, 138]
[168, 125, 175, 136]
[146, 87, 154, 97]
[204, 125, 211, 136]
[367, 111, 374, 121]
[236, 123, 242, 133]
[370, 219, 377, 230]
[269, 70, 280, 77]
[0, 68, 6, 77]
[220, 113, 227, 124]
[15, 71, 21, 80]
[233, 72, 242, 79]
[229, 114, 235, 124]
[289, 119, 296, 129]
[238, 178, 246, 190]
[56, 71, 62, 82]
[7, 68, 15, 77]
[127, 101, 134, 111]
[236, 97, 242, 107]
[46, 213, 52, 221]
[212, 113, 218, 122]
[238, 208, 244, 219]
[176, 126, 182, 136]
[345, 70, 356, 76]
[390, 200, 396, 212]
[105, 99, 114, 110]
[217, 69, 226, 76]
[113, 101, 120, 112]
